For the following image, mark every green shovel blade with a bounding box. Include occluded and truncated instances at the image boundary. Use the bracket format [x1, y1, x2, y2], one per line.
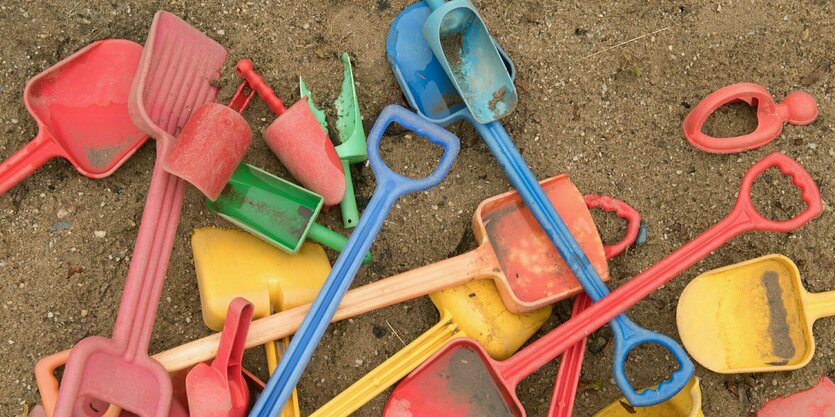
[206, 163, 323, 254]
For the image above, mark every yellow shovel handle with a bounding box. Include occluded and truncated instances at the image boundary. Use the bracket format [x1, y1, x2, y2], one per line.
[805, 290, 835, 321]
[309, 315, 460, 417]
[266, 337, 302, 417]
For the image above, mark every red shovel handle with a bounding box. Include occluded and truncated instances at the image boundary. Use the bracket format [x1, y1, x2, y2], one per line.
[213, 298, 254, 380]
[584, 194, 643, 259]
[235, 59, 288, 115]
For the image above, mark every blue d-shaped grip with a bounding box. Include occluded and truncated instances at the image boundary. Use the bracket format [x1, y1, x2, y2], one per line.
[247, 104, 459, 417]
[611, 315, 696, 407]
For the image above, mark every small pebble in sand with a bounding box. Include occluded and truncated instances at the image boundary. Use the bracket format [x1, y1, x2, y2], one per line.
[355, 359, 364, 366]
[216, 29, 225, 35]
[80, 309, 88, 317]
[93, 231, 106, 238]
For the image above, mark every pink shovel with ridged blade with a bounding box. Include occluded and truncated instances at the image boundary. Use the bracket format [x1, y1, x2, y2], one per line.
[53, 12, 231, 417]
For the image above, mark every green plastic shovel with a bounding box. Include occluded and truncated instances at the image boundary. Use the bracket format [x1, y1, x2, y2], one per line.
[206, 163, 371, 263]
[300, 52, 367, 228]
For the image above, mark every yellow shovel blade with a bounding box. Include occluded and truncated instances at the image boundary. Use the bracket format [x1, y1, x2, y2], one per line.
[429, 279, 552, 360]
[594, 377, 703, 417]
[191, 227, 331, 329]
[677, 255, 812, 373]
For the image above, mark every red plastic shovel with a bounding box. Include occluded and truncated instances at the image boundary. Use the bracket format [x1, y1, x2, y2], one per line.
[383, 152, 822, 417]
[235, 59, 346, 206]
[550, 194, 645, 417]
[186, 298, 254, 417]
[53, 12, 231, 417]
[757, 375, 835, 417]
[0, 39, 147, 196]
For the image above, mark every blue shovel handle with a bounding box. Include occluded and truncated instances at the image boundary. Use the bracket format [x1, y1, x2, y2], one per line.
[472, 120, 694, 407]
[247, 104, 459, 417]
[611, 315, 696, 406]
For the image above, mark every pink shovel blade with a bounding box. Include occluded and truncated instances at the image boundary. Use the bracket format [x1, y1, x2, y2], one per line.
[757, 375, 835, 417]
[163, 102, 252, 200]
[186, 298, 254, 417]
[263, 99, 346, 206]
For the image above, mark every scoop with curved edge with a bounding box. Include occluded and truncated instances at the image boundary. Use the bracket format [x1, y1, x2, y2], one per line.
[757, 375, 835, 417]
[389, 3, 693, 405]
[191, 227, 331, 417]
[593, 377, 704, 417]
[0, 39, 147, 196]
[205, 163, 371, 263]
[234, 59, 345, 206]
[186, 298, 253, 417]
[309, 279, 552, 417]
[677, 254, 835, 373]
[423, 0, 517, 123]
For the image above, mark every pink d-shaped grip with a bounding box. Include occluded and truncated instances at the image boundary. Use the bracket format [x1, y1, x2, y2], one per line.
[683, 83, 817, 154]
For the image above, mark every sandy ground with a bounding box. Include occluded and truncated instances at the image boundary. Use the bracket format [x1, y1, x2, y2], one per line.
[0, 1, 833, 416]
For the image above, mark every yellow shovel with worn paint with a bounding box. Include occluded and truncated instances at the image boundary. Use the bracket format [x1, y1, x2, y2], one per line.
[309, 279, 552, 417]
[677, 254, 835, 373]
[191, 227, 331, 417]
[593, 377, 703, 417]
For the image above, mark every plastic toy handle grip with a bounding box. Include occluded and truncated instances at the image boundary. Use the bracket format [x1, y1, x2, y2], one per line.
[804, 291, 835, 322]
[548, 294, 592, 417]
[35, 350, 70, 417]
[366, 105, 461, 196]
[236, 59, 288, 115]
[0, 132, 61, 196]
[339, 161, 361, 228]
[310, 318, 459, 417]
[307, 223, 372, 263]
[610, 315, 695, 407]
[733, 152, 822, 233]
[213, 298, 254, 377]
[229, 79, 257, 114]
[584, 194, 643, 259]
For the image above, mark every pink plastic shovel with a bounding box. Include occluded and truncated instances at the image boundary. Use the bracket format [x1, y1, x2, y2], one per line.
[757, 375, 835, 417]
[0, 39, 147, 196]
[186, 298, 254, 417]
[53, 12, 230, 417]
[235, 59, 346, 206]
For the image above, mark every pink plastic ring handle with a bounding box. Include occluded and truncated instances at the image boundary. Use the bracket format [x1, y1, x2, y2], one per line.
[733, 151, 822, 233]
[683, 83, 818, 153]
[583, 194, 642, 259]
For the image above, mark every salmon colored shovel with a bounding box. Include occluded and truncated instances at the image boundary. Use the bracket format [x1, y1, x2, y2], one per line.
[0, 39, 146, 196]
[235, 59, 345, 206]
[677, 254, 835, 373]
[593, 377, 704, 417]
[186, 298, 254, 417]
[382, 152, 822, 417]
[314, 195, 641, 417]
[310, 280, 552, 417]
[53, 12, 231, 417]
[757, 375, 835, 417]
[150, 175, 608, 371]
[550, 194, 645, 417]
[192, 228, 330, 417]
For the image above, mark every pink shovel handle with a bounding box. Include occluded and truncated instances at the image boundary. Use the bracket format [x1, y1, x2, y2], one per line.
[496, 152, 822, 383]
[584, 194, 643, 259]
[548, 294, 592, 417]
[212, 298, 254, 378]
[0, 131, 61, 196]
[235, 59, 287, 115]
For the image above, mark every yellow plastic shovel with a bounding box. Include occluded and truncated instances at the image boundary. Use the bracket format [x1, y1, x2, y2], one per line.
[677, 254, 835, 373]
[191, 227, 331, 417]
[309, 279, 551, 417]
[593, 377, 703, 417]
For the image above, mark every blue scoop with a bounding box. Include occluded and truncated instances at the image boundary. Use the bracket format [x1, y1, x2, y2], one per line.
[386, 1, 694, 407]
[421, 0, 517, 123]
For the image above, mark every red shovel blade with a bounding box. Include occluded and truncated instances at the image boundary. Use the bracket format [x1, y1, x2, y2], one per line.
[163, 103, 251, 200]
[263, 99, 346, 206]
[757, 375, 835, 417]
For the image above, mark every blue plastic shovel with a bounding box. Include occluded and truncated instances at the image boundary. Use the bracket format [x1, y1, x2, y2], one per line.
[247, 104, 460, 417]
[423, 0, 517, 123]
[386, 2, 693, 406]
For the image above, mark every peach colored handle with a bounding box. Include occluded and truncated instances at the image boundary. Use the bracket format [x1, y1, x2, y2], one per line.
[154, 244, 496, 371]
